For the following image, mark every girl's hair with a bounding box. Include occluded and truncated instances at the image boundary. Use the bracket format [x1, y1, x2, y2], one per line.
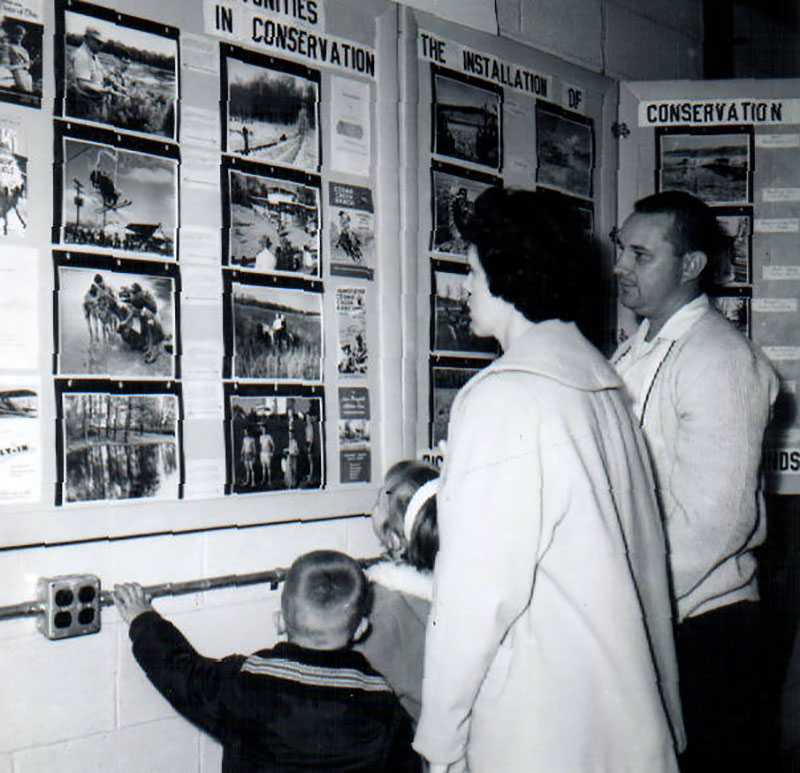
[382, 460, 440, 571]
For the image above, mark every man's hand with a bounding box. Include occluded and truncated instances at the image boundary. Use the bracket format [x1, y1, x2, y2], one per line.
[113, 582, 154, 625]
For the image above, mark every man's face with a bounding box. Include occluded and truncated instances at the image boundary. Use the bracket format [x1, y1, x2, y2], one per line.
[614, 212, 686, 320]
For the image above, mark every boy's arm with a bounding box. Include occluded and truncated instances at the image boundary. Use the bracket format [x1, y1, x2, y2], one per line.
[113, 583, 244, 741]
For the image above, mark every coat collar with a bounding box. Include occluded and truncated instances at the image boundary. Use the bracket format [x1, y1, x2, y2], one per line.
[486, 320, 623, 392]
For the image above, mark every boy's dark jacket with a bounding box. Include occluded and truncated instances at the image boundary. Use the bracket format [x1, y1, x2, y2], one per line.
[129, 611, 420, 772]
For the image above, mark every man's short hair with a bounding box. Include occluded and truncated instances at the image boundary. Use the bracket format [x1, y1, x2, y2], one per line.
[281, 550, 370, 641]
[459, 187, 601, 334]
[633, 190, 729, 292]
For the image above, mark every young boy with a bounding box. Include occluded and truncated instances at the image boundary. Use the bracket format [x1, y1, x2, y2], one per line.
[113, 550, 420, 772]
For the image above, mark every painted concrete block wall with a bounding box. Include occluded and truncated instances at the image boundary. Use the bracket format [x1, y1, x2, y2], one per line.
[497, 0, 703, 79]
[1, 516, 381, 772]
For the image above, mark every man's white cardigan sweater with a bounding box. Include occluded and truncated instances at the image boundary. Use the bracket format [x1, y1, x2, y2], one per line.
[613, 297, 779, 621]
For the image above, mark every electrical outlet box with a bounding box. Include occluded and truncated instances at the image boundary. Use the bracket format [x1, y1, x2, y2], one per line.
[37, 575, 101, 640]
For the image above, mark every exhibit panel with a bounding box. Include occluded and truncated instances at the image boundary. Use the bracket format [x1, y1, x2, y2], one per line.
[618, 78, 800, 493]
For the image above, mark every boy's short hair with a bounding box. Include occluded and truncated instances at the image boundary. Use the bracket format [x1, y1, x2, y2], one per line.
[281, 550, 370, 642]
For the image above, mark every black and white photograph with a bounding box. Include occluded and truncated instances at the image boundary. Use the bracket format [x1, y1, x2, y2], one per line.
[55, 126, 179, 258]
[535, 102, 594, 200]
[336, 286, 367, 376]
[226, 276, 323, 382]
[57, 383, 181, 504]
[431, 261, 499, 357]
[431, 162, 499, 257]
[0, 123, 26, 235]
[430, 361, 482, 446]
[54, 255, 178, 378]
[223, 47, 320, 172]
[658, 129, 753, 204]
[224, 161, 321, 278]
[0, 16, 42, 108]
[226, 390, 324, 493]
[711, 291, 751, 338]
[59, 6, 178, 140]
[432, 67, 501, 170]
[715, 207, 752, 286]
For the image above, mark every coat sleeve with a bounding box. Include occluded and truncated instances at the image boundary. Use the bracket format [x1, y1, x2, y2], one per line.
[129, 611, 246, 740]
[414, 374, 544, 764]
[663, 341, 776, 604]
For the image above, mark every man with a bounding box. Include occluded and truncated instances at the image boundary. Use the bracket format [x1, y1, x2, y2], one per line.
[611, 190, 779, 771]
[70, 26, 109, 118]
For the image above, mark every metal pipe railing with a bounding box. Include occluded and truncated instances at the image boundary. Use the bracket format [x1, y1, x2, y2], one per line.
[0, 556, 383, 623]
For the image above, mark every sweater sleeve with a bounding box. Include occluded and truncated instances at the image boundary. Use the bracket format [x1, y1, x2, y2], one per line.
[413, 375, 544, 764]
[663, 340, 776, 607]
[129, 611, 246, 740]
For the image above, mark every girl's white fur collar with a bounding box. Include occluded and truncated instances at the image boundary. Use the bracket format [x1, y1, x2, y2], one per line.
[366, 561, 433, 602]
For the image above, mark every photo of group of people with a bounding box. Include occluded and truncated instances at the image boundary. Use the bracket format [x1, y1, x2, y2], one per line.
[52, 3, 183, 505]
[226, 390, 324, 494]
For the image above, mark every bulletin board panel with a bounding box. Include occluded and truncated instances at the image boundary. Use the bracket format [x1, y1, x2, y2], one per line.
[0, 0, 406, 548]
[618, 78, 800, 494]
[396, 7, 619, 457]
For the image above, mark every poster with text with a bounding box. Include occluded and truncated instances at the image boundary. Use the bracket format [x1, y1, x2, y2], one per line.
[336, 286, 367, 376]
[339, 386, 370, 484]
[329, 181, 374, 279]
[0, 374, 39, 505]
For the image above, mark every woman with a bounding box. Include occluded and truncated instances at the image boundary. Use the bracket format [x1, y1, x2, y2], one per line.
[413, 188, 685, 772]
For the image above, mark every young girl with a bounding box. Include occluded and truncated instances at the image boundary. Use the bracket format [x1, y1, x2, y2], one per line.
[355, 459, 440, 723]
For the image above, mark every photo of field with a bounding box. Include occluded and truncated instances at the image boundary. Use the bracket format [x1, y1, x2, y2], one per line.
[227, 168, 320, 276]
[434, 71, 500, 169]
[225, 55, 319, 171]
[231, 282, 322, 381]
[660, 132, 751, 204]
[63, 11, 177, 140]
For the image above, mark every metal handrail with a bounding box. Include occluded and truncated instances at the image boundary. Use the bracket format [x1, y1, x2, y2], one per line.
[0, 556, 383, 622]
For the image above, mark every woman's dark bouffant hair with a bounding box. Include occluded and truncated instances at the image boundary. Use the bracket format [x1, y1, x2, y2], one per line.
[458, 187, 599, 329]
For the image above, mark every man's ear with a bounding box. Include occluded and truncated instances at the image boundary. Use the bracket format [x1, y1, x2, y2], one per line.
[352, 616, 369, 642]
[273, 609, 286, 636]
[681, 250, 708, 282]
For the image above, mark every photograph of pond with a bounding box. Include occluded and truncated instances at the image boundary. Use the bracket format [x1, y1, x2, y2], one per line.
[58, 386, 181, 504]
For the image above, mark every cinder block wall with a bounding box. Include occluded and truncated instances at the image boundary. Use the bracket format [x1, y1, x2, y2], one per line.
[1, 2, 703, 771]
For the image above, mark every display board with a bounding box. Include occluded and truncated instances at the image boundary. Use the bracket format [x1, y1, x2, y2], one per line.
[0, 0, 403, 547]
[618, 79, 800, 494]
[398, 8, 618, 457]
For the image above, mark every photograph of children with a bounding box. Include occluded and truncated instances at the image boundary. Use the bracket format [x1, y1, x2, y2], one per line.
[431, 163, 499, 257]
[0, 17, 42, 108]
[535, 102, 594, 200]
[228, 392, 323, 493]
[433, 68, 501, 170]
[56, 131, 178, 258]
[223, 49, 320, 172]
[715, 208, 752, 286]
[55, 259, 177, 378]
[229, 279, 323, 382]
[225, 164, 320, 277]
[336, 287, 367, 376]
[431, 263, 499, 356]
[430, 362, 482, 446]
[329, 182, 374, 278]
[658, 129, 752, 205]
[59, 386, 181, 504]
[711, 292, 751, 338]
[0, 124, 26, 235]
[61, 9, 178, 140]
